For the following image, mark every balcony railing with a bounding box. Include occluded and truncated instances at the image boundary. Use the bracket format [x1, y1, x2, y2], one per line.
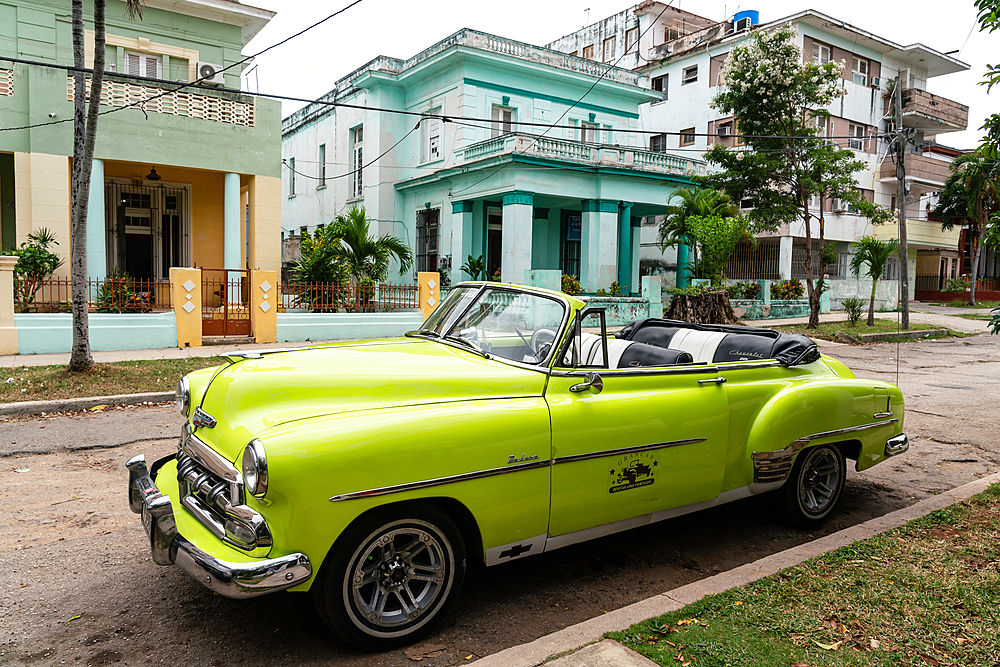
[886, 88, 968, 133]
[0, 68, 12, 96]
[879, 152, 952, 186]
[68, 74, 255, 127]
[456, 133, 704, 176]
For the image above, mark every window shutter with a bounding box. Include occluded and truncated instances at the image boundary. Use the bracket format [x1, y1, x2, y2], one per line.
[126, 52, 141, 77]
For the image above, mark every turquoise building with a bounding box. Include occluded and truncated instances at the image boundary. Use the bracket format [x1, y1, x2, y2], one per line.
[282, 29, 704, 294]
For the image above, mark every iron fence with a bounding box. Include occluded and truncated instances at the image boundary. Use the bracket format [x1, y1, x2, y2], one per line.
[22, 277, 171, 313]
[724, 242, 781, 280]
[914, 275, 1000, 294]
[280, 282, 418, 312]
[791, 248, 842, 279]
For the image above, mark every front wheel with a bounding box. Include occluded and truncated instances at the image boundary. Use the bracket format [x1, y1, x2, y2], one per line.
[314, 505, 466, 651]
[780, 443, 845, 528]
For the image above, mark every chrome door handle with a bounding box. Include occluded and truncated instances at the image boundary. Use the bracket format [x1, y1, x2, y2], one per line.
[698, 377, 727, 384]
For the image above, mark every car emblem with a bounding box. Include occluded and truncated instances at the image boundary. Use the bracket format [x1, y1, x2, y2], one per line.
[507, 453, 539, 464]
[192, 407, 216, 429]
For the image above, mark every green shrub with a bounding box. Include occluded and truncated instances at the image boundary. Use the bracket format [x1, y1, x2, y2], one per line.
[596, 288, 607, 297]
[561, 274, 581, 295]
[841, 296, 865, 325]
[609, 281, 623, 297]
[772, 278, 804, 300]
[726, 281, 761, 300]
[942, 275, 971, 293]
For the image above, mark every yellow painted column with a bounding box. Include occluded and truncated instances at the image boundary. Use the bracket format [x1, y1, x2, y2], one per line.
[170, 267, 202, 348]
[14, 153, 72, 278]
[247, 175, 282, 277]
[0, 255, 18, 355]
[418, 272, 440, 320]
[250, 269, 277, 344]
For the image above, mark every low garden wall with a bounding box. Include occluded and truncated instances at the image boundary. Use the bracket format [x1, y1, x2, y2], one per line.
[275, 312, 424, 343]
[730, 299, 810, 320]
[578, 296, 650, 326]
[15, 313, 178, 355]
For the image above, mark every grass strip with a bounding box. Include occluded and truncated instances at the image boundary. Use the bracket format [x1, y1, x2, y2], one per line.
[0, 357, 229, 403]
[931, 301, 1000, 309]
[769, 320, 944, 342]
[608, 483, 1000, 667]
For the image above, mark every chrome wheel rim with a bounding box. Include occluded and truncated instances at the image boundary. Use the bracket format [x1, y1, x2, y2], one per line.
[797, 447, 842, 516]
[349, 524, 450, 630]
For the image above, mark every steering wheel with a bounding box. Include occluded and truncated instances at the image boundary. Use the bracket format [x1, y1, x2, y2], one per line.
[528, 328, 557, 360]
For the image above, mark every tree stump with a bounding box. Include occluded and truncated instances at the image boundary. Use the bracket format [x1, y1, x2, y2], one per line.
[665, 290, 742, 324]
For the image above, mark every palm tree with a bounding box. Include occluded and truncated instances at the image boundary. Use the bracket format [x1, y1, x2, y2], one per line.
[330, 206, 414, 283]
[932, 153, 1000, 305]
[659, 188, 739, 287]
[69, 0, 144, 372]
[850, 235, 900, 326]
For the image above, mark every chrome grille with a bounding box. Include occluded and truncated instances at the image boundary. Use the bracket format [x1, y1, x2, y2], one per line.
[176, 450, 238, 513]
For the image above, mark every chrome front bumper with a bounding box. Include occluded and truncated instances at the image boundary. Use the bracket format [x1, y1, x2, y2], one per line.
[126, 453, 312, 599]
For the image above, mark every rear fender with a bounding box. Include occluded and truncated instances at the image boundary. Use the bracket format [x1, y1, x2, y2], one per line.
[744, 379, 904, 491]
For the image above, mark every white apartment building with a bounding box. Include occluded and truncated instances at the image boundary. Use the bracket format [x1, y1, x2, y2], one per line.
[548, 6, 970, 306]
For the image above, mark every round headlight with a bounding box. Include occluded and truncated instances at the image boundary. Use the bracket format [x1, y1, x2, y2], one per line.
[242, 439, 268, 498]
[176, 376, 190, 416]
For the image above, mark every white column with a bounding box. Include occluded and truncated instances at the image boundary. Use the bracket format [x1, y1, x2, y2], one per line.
[501, 191, 533, 284]
[631, 221, 641, 294]
[224, 172, 241, 270]
[581, 199, 618, 293]
[778, 235, 793, 280]
[86, 158, 105, 280]
[451, 200, 474, 278]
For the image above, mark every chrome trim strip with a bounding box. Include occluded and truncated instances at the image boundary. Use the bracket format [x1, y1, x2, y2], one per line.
[751, 418, 901, 483]
[552, 438, 707, 465]
[550, 364, 720, 377]
[543, 486, 756, 553]
[717, 360, 783, 370]
[329, 458, 552, 502]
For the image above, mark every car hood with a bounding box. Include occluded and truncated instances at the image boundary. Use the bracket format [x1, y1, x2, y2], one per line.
[193, 338, 547, 462]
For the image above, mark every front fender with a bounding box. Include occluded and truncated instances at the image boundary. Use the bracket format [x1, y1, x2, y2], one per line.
[744, 378, 904, 488]
[243, 397, 552, 590]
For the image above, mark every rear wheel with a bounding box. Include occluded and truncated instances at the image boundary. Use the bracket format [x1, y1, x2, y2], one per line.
[780, 443, 845, 528]
[314, 505, 466, 651]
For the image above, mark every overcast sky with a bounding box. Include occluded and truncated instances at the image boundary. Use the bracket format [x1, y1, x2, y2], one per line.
[241, 0, 996, 149]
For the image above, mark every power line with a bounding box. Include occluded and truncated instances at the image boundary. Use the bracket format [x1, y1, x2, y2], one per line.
[0, 0, 365, 133]
[282, 121, 421, 183]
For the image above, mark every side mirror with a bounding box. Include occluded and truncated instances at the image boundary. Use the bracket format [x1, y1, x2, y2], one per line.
[569, 372, 604, 394]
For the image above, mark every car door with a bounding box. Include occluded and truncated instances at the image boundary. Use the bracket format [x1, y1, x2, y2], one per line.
[544, 313, 730, 542]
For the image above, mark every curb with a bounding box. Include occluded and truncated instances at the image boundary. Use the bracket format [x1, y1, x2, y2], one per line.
[472, 472, 1000, 667]
[0, 391, 174, 416]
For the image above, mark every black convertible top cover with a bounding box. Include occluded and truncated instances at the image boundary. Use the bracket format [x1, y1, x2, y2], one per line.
[616, 318, 821, 367]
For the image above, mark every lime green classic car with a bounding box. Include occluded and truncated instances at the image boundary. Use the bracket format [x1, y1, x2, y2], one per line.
[126, 282, 907, 649]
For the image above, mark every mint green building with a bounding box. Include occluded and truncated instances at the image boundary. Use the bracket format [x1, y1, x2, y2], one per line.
[0, 0, 283, 285]
[282, 30, 704, 294]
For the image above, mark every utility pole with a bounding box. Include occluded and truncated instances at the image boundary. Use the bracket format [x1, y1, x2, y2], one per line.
[894, 75, 910, 330]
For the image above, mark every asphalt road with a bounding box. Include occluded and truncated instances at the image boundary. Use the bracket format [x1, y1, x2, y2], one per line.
[1, 334, 997, 667]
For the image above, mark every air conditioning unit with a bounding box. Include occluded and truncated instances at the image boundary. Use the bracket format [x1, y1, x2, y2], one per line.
[197, 61, 226, 85]
[735, 17, 752, 32]
[717, 125, 732, 136]
[831, 198, 846, 212]
[870, 76, 881, 88]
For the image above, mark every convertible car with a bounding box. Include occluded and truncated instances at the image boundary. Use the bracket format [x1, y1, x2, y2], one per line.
[126, 282, 907, 649]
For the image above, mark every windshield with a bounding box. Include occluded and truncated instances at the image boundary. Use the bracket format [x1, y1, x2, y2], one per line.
[419, 286, 566, 365]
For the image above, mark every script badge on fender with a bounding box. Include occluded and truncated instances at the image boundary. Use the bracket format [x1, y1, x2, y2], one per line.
[608, 451, 658, 493]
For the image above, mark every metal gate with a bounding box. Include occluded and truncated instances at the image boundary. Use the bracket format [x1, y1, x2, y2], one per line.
[202, 268, 251, 337]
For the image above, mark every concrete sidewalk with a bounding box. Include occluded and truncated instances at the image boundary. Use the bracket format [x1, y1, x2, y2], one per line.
[473, 472, 1000, 667]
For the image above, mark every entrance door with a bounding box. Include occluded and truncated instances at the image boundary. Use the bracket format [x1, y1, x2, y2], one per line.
[486, 207, 502, 281]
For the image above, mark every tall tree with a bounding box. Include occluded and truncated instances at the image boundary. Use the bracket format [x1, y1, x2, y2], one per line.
[849, 235, 900, 326]
[68, 0, 142, 372]
[698, 24, 890, 329]
[932, 154, 1000, 305]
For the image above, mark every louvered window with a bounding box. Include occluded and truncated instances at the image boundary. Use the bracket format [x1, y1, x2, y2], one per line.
[352, 127, 364, 198]
[425, 112, 443, 161]
[812, 43, 831, 65]
[125, 50, 161, 79]
[602, 37, 616, 63]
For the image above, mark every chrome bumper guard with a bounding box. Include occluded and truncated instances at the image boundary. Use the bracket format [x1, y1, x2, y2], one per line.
[885, 433, 909, 457]
[126, 454, 312, 599]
